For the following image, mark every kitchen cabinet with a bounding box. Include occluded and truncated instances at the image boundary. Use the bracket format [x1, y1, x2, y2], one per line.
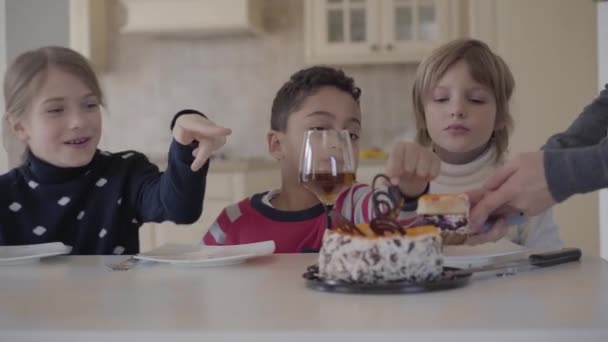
[304, 0, 465, 65]
[119, 0, 264, 37]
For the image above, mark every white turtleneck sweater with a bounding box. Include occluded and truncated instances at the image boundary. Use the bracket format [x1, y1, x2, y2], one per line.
[430, 147, 563, 249]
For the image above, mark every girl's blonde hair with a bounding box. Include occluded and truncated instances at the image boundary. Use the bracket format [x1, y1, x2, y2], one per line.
[412, 38, 514, 161]
[3, 46, 104, 122]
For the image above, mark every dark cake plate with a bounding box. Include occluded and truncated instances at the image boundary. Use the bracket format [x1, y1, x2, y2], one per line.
[302, 264, 472, 294]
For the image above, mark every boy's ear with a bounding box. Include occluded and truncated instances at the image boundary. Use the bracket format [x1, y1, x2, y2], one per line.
[267, 130, 285, 161]
[6, 114, 29, 142]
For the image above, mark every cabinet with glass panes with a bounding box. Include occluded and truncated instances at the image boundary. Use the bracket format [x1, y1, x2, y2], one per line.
[304, 0, 464, 65]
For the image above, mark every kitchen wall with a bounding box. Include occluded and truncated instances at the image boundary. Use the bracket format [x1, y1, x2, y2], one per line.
[5, 0, 69, 62]
[98, 0, 417, 161]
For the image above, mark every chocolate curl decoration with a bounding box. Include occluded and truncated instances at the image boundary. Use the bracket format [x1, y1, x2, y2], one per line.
[370, 174, 407, 236]
[331, 210, 366, 236]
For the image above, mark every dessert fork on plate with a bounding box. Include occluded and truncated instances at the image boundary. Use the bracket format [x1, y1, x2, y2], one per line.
[106, 256, 140, 271]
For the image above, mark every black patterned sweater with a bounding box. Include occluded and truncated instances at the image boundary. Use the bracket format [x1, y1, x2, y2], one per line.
[0, 111, 209, 255]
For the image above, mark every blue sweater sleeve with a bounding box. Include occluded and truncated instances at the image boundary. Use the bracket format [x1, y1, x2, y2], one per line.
[127, 110, 210, 224]
[127, 140, 209, 224]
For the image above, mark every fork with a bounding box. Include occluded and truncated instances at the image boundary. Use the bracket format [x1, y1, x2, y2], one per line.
[106, 256, 140, 271]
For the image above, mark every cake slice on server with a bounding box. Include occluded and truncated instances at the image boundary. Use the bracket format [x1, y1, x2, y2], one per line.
[417, 194, 470, 245]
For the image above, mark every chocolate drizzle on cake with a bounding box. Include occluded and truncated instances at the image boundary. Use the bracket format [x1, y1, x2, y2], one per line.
[333, 174, 435, 237]
[329, 210, 366, 236]
[336, 219, 366, 236]
[369, 174, 409, 236]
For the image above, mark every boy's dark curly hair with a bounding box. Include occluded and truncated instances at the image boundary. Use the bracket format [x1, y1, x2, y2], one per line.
[270, 66, 361, 132]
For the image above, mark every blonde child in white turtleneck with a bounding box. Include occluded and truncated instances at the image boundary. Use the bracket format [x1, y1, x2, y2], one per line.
[387, 38, 562, 248]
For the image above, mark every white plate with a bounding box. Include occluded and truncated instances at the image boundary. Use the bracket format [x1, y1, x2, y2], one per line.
[444, 239, 532, 268]
[0, 242, 72, 266]
[134, 241, 276, 267]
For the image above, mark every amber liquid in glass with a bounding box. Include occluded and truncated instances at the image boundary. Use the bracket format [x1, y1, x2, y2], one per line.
[301, 172, 356, 205]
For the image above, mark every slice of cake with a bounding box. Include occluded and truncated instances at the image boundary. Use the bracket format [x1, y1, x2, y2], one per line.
[417, 194, 470, 245]
[318, 224, 443, 284]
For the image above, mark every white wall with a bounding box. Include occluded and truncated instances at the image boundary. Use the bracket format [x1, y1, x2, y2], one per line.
[599, 1, 608, 261]
[1, 0, 70, 169]
[5, 0, 69, 62]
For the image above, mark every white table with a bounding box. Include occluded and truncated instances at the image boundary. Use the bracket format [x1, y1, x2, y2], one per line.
[1, 254, 607, 342]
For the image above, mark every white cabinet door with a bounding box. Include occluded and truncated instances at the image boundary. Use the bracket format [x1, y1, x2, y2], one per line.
[381, 0, 456, 62]
[306, 0, 380, 65]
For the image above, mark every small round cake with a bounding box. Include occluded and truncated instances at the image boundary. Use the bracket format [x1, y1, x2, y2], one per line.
[318, 224, 443, 284]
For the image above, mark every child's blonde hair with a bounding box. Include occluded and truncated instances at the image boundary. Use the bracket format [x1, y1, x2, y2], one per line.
[412, 38, 514, 161]
[3, 46, 104, 122]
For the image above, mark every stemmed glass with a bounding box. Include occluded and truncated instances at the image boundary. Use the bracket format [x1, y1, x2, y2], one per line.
[299, 129, 356, 228]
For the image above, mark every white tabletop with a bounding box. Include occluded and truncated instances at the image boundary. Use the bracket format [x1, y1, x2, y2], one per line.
[1, 254, 607, 342]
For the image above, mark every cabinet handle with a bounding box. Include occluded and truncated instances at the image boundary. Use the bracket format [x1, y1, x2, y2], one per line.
[386, 44, 394, 51]
[370, 44, 379, 51]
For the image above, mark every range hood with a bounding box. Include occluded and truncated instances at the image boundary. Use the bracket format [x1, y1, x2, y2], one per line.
[119, 0, 264, 37]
